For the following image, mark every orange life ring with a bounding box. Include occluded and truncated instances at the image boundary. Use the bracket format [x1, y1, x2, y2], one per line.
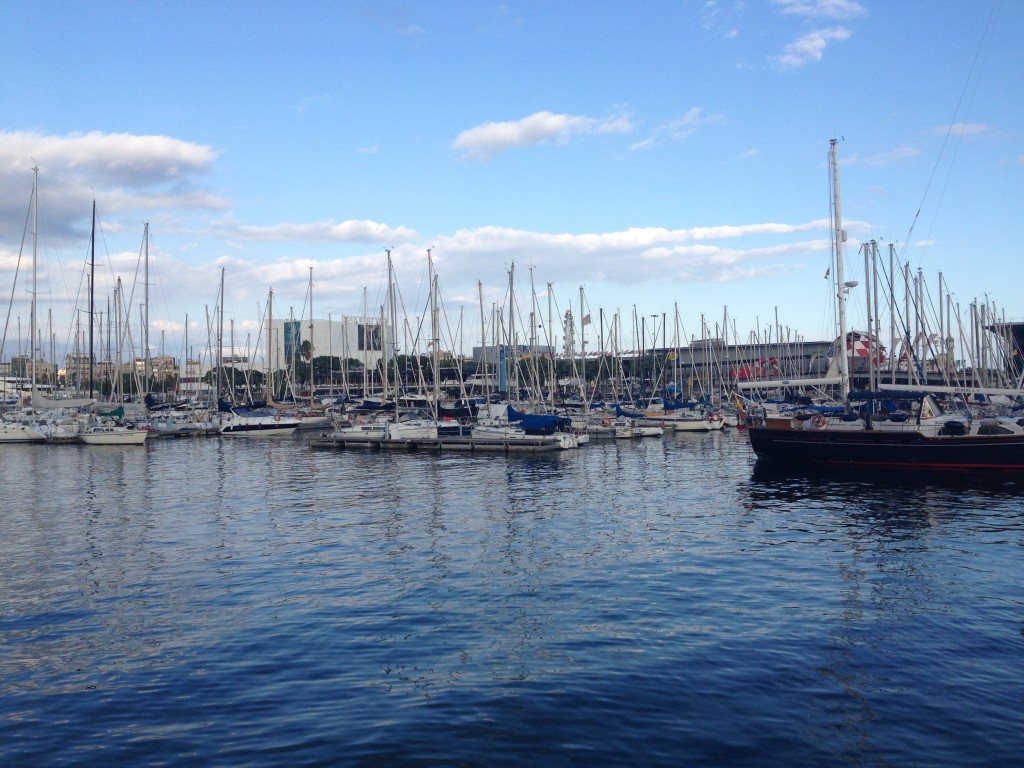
[709, 413, 721, 422]
[811, 414, 826, 428]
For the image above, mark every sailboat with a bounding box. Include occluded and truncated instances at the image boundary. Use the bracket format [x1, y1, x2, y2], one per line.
[0, 413, 47, 443]
[215, 276, 298, 437]
[746, 141, 1024, 470]
[75, 203, 148, 446]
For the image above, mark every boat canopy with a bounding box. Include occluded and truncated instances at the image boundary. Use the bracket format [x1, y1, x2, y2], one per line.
[614, 404, 644, 419]
[506, 405, 572, 433]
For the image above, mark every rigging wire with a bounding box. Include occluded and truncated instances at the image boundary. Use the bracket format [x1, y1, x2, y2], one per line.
[899, 0, 1000, 267]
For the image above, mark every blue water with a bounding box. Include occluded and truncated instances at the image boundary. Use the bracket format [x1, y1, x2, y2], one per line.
[1, 432, 1021, 766]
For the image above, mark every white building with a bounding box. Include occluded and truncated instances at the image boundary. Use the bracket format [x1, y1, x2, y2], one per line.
[266, 316, 393, 372]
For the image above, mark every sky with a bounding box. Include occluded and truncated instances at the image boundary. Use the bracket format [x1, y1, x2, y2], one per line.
[1, 0, 1022, 364]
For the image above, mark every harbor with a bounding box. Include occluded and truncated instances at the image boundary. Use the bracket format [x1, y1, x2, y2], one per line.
[4, 3, 1023, 765]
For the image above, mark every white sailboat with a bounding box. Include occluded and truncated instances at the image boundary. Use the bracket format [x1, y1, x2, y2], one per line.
[78, 417, 149, 445]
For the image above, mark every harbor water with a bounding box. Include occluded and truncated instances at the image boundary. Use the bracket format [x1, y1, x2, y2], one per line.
[1, 431, 1021, 766]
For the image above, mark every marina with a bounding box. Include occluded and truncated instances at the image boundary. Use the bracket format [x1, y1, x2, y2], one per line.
[3, 3, 1023, 764]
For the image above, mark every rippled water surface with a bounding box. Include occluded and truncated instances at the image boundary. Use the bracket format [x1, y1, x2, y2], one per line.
[2, 431, 1021, 766]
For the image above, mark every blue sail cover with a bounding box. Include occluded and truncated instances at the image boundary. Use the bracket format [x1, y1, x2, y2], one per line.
[615, 403, 644, 419]
[506, 405, 572, 434]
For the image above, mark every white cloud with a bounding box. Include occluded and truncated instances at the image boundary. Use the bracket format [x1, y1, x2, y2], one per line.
[773, 27, 851, 70]
[213, 219, 418, 243]
[933, 123, 992, 137]
[772, 0, 866, 19]
[847, 146, 922, 166]
[0, 130, 225, 242]
[452, 110, 634, 161]
[630, 107, 725, 151]
[0, 130, 217, 185]
[416, 219, 838, 288]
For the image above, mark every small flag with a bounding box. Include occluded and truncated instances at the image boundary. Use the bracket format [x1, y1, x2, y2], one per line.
[824, 266, 831, 280]
[582, 314, 591, 326]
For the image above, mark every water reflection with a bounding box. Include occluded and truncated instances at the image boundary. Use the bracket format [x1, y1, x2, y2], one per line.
[743, 456, 1023, 766]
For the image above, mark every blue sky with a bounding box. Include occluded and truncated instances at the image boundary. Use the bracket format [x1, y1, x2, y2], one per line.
[1, 0, 1021, 363]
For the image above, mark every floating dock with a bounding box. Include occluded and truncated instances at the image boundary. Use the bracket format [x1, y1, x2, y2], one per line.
[309, 433, 563, 453]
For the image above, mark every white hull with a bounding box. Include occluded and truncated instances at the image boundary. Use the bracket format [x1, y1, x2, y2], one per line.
[79, 429, 149, 445]
[387, 419, 439, 440]
[0, 423, 47, 442]
[610, 419, 665, 439]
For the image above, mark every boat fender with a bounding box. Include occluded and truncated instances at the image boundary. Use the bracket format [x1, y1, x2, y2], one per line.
[811, 414, 827, 428]
[274, 415, 281, 422]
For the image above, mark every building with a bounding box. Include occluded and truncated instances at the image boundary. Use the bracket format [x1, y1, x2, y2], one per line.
[133, 354, 178, 382]
[267, 316, 393, 372]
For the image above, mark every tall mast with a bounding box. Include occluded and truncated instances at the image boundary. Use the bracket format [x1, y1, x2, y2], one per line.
[267, 288, 274, 402]
[477, 280, 488, 401]
[89, 200, 96, 397]
[385, 247, 397, 404]
[507, 262, 515, 397]
[579, 285, 586, 402]
[30, 166, 38, 398]
[308, 266, 314, 408]
[361, 286, 369, 397]
[428, 248, 440, 419]
[830, 138, 851, 399]
[217, 268, 225, 402]
[547, 282, 554, 409]
[143, 223, 150, 395]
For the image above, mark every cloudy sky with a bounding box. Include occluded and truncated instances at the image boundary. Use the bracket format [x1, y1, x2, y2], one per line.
[1, 0, 1021, 362]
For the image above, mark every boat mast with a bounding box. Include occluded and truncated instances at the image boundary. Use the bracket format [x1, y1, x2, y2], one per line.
[547, 282, 554, 409]
[308, 266, 314, 409]
[143, 222, 150, 394]
[385, 247, 397, 409]
[217, 268, 225, 403]
[507, 262, 515, 399]
[830, 138, 851, 400]
[579, 285, 586, 403]
[477, 280, 488, 401]
[30, 166, 38, 401]
[267, 288, 274, 402]
[428, 248, 440, 419]
[89, 201, 96, 397]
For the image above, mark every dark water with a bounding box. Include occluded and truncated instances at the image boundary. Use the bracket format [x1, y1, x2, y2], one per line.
[1, 431, 1021, 766]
